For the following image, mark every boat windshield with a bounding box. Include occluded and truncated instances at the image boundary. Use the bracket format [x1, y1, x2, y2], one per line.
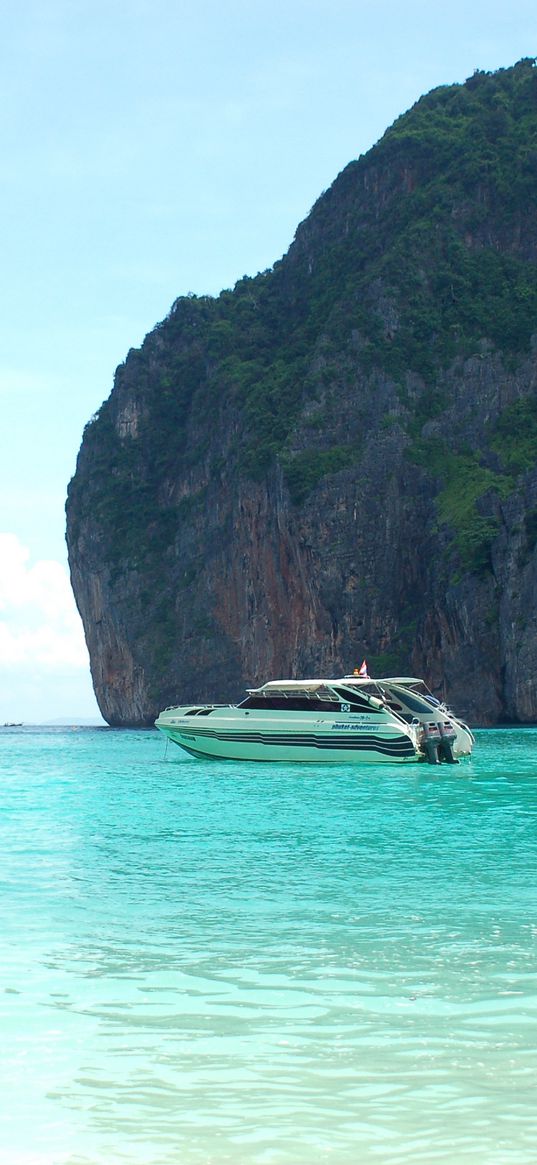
[331, 685, 384, 712]
[382, 684, 439, 715]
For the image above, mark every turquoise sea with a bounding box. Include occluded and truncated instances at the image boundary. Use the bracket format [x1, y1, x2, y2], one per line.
[1, 727, 536, 1165]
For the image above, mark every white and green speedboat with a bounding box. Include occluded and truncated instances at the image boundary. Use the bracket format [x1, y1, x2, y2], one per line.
[155, 675, 474, 765]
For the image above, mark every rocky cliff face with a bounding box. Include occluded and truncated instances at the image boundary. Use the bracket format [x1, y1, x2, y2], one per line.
[66, 60, 537, 726]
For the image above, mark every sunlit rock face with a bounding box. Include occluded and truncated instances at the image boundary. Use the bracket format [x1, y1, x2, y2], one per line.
[66, 61, 537, 726]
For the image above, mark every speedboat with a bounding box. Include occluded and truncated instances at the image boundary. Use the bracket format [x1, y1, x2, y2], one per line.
[155, 675, 474, 765]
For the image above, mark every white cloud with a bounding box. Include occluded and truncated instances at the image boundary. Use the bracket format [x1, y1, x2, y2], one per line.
[0, 533, 88, 670]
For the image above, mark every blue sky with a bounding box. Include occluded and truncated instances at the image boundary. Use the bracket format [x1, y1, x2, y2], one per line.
[1, 0, 535, 721]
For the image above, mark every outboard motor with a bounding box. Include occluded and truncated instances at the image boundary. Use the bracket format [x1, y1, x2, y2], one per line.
[420, 722, 441, 765]
[438, 721, 459, 764]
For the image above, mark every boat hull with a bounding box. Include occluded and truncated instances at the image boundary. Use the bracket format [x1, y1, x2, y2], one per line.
[155, 711, 419, 764]
[156, 675, 474, 765]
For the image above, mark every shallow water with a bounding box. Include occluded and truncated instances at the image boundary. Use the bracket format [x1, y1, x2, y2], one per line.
[1, 726, 536, 1164]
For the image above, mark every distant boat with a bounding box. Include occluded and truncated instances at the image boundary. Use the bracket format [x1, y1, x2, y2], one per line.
[2, 722, 23, 727]
[156, 674, 474, 765]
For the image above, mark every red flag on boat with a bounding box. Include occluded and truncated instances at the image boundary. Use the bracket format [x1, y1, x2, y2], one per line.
[353, 659, 369, 677]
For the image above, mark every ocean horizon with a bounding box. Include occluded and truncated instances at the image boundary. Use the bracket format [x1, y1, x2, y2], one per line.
[1, 725, 536, 1164]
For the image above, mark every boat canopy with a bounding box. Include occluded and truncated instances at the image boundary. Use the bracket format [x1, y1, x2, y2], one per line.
[342, 675, 423, 685]
[247, 678, 388, 704]
[248, 680, 337, 697]
[250, 677, 428, 695]
[251, 677, 427, 693]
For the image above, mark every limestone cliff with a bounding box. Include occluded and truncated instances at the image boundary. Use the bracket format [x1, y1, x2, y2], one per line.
[66, 60, 537, 726]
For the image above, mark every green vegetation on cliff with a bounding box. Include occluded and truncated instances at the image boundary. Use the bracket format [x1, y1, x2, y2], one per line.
[78, 62, 537, 493]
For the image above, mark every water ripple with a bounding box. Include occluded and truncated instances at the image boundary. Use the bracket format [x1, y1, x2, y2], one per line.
[0, 726, 536, 1163]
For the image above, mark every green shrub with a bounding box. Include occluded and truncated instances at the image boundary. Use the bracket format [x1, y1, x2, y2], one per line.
[282, 447, 357, 505]
[409, 443, 513, 572]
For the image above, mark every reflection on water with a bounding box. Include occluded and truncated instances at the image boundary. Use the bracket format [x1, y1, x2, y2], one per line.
[0, 727, 536, 1163]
